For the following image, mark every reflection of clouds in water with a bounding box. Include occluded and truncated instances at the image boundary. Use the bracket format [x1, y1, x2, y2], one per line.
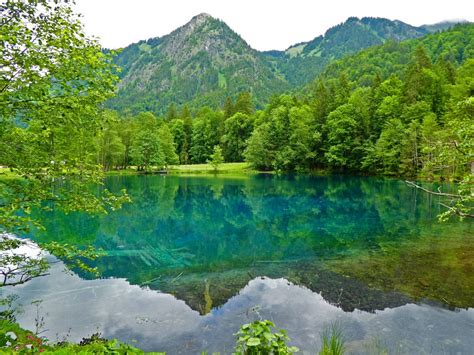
[4, 263, 474, 354]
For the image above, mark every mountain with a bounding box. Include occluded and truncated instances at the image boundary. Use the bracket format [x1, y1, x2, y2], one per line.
[421, 20, 471, 33]
[108, 15, 463, 115]
[108, 13, 288, 115]
[265, 17, 429, 86]
[301, 23, 474, 96]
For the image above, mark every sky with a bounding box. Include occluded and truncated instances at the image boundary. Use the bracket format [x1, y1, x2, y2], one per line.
[74, 0, 474, 51]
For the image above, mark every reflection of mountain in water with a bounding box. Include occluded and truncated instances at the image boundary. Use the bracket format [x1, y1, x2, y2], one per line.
[29, 174, 473, 311]
[3, 260, 474, 354]
[149, 261, 412, 315]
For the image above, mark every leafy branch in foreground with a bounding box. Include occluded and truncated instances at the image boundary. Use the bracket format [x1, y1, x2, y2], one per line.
[405, 177, 473, 220]
[0, 0, 130, 286]
[0, 235, 105, 287]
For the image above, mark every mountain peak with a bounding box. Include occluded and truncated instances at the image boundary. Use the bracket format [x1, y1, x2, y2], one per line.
[188, 12, 215, 25]
[192, 12, 213, 20]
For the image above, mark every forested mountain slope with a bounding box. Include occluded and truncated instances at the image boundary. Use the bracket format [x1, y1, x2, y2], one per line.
[315, 23, 474, 87]
[107, 13, 288, 115]
[265, 17, 429, 86]
[108, 15, 466, 115]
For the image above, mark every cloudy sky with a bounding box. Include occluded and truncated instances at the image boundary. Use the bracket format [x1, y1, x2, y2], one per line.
[74, 0, 473, 51]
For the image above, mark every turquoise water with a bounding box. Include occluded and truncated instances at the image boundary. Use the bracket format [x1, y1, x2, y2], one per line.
[5, 174, 474, 353]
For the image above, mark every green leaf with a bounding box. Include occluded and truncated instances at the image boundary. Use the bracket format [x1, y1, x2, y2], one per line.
[246, 337, 261, 347]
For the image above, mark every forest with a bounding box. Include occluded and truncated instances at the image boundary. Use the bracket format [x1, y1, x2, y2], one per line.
[0, 0, 473, 353]
[87, 26, 473, 217]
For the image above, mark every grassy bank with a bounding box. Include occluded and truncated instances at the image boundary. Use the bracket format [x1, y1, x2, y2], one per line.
[105, 162, 259, 176]
[168, 162, 255, 174]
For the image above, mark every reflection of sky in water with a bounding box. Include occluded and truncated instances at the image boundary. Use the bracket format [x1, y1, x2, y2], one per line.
[4, 260, 473, 354]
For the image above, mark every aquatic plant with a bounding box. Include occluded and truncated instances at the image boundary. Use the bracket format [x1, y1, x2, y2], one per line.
[319, 323, 345, 355]
[235, 320, 299, 354]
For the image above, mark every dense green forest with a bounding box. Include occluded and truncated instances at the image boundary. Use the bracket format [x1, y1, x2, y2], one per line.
[264, 16, 430, 87]
[98, 25, 473, 176]
[108, 14, 462, 115]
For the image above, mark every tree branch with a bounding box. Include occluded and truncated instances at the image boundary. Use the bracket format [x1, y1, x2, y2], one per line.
[439, 203, 474, 218]
[405, 180, 461, 198]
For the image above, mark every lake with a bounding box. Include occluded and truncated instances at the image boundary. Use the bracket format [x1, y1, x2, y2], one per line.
[3, 174, 473, 353]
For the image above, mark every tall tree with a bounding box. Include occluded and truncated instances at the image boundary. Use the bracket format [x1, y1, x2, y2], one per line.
[0, 0, 128, 286]
[223, 97, 235, 118]
[234, 92, 254, 115]
[165, 103, 178, 122]
[221, 112, 254, 162]
[158, 124, 179, 166]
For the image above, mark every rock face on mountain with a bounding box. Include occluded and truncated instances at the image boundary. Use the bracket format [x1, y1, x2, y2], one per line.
[108, 15, 459, 115]
[108, 13, 288, 114]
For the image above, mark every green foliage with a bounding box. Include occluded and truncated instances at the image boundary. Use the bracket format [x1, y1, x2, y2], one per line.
[0, 235, 104, 287]
[208, 145, 224, 171]
[0, 320, 145, 354]
[0, 0, 130, 234]
[190, 108, 224, 163]
[222, 113, 254, 162]
[235, 320, 298, 354]
[131, 130, 165, 172]
[158, 125, 180, 166]
[325, 103, 365, 170]
[319, 324, 345, 355]
[0, 0, 131, 305]
[107, 14, 288, 115]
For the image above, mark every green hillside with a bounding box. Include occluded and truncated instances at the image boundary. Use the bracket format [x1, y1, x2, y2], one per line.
[107, 13, 288, 115]
[265, 17, 429, 87]
[107, 15, 464, 115]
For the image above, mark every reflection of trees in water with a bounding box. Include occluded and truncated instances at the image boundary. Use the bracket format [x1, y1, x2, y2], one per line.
[328, 231, 474, 308]
[28, 175, 472, 310]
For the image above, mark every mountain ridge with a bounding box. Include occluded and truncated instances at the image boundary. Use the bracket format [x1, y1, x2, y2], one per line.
[108, 14, 470, 115]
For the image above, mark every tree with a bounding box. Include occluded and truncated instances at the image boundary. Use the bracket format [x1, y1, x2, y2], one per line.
[221, 112, 254, 162]
[165, 103, 178, 122]
[0, 0, 129, 286]
[286, 105, 319, 171]
[325, 103, 366, 170]
[364, 118, 406, 175]
[182, 112, 193, 164]
[190, 108, 224, 163]
[208, 145, 224, 172]
[234, 92, 254, 115]
[0, 0, 128, 233]
[97, 111, 126, 171]
[171, 119, 186, 163]
[403, 45, 434, 104]
[130, 130, 164, 172]
[116, 116, 138, 169]
[223, 96, 235, 118]
[245, 123, 274, 170]
[158, 124, 179, 167]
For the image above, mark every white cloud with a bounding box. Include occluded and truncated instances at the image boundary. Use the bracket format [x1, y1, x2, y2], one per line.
[74, 0, 473, 50]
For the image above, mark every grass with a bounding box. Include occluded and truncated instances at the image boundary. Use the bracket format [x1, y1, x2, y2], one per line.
[319, 323, 345, 355]
[1, 164, 259, 179]
[167, 162, 254, 174]
[105, 163, 256, 176]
